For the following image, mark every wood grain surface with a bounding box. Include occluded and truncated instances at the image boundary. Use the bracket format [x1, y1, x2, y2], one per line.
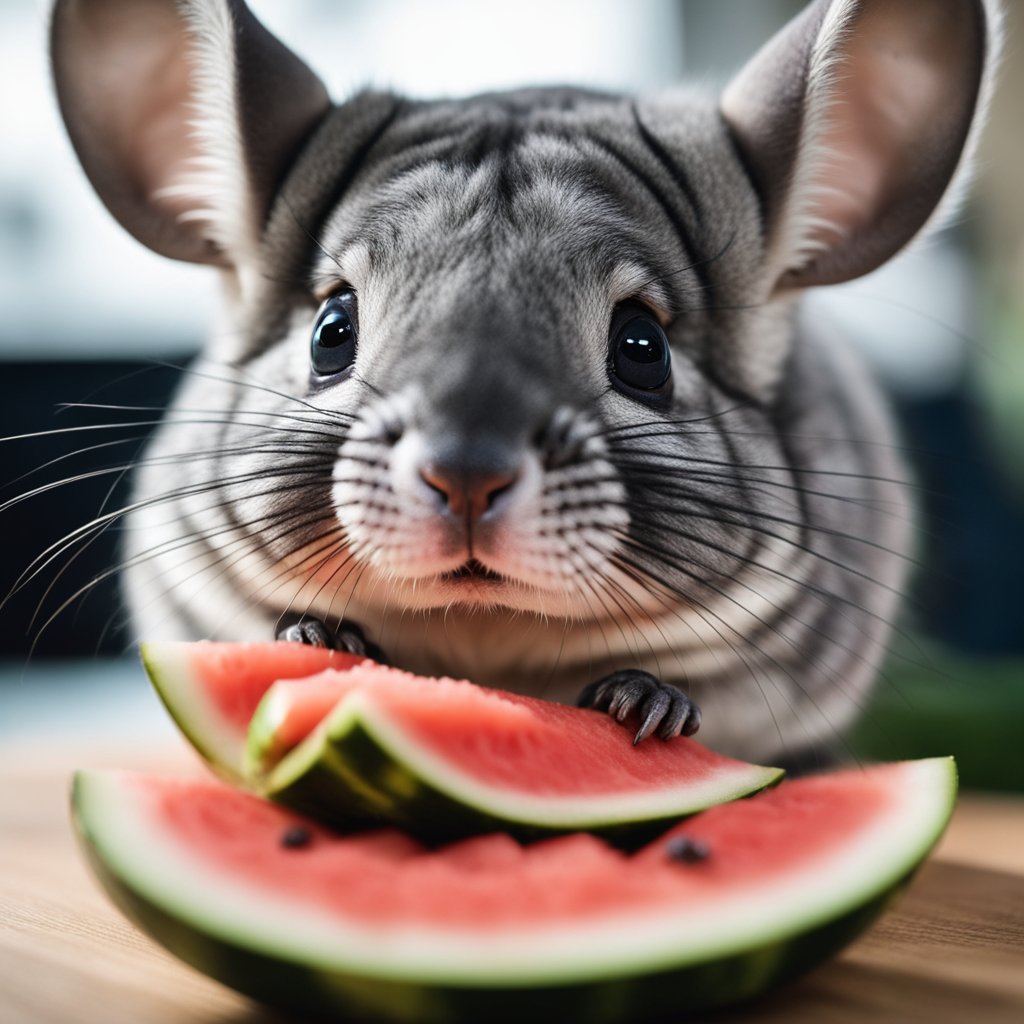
[2, 743, 1023, 1024]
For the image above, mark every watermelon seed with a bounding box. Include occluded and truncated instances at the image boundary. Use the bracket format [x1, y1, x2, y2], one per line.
[281, 825, 313, 850]
[666, 837, 710, 864]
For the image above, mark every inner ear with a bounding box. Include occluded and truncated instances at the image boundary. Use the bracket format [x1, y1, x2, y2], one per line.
[52, 0, 331, 270]
[722, 0, 991, 291]
[52, 1, 217, 264]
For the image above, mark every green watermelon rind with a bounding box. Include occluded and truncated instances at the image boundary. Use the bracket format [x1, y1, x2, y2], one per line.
[70, 758, 957, 1023]
[260, 688, 785, 841]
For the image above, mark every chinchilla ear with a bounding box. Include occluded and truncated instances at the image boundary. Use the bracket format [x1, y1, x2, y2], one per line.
[51, 0, 331, 274]
[721, 0, 998, 292]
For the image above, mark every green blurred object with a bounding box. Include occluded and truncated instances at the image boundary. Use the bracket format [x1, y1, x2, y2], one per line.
[849, 640, 1024, 793]
[977, 297, 1024, 499]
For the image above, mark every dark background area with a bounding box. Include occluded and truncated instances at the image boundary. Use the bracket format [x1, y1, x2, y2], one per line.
[0, 362, 182, 658]
[899, 392, 1024, 657]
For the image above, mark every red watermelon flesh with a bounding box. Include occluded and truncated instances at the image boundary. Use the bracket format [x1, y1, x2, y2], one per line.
[187, 642, 362, 728]
[142, 641, 364, 780]
[150, 765, 898, 925]
[72, 757, 956, 1012]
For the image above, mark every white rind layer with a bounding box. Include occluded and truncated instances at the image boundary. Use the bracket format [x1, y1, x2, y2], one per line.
[73, 759, 956, 985]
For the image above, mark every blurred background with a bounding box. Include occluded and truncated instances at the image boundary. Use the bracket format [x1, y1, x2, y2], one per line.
[1, 0, 1021, 788]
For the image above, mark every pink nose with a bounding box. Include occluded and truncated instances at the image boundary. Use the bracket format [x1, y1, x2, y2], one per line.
[419, 462, 519, 522]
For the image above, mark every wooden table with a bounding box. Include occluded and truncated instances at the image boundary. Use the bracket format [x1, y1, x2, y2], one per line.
[2, 742, 1023, 1024]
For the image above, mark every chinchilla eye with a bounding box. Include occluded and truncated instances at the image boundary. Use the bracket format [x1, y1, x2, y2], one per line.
[610, 312, 672, 393]
[310, 292, 357, 376]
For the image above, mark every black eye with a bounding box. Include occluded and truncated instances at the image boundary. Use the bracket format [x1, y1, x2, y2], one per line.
[310, 293, 357, 377]
[610, 311, 672, 394]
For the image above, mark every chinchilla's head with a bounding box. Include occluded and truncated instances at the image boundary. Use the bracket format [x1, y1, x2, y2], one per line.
[52, 0, 997, 752]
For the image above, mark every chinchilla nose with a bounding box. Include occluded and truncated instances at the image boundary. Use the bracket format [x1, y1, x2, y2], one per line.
[418, 442, 521, 522]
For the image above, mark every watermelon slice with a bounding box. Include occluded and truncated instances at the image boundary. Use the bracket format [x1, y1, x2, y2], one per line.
[141, 641, 364, 781]
[71, 758, 957, 1022]
[245, 665, 784, 840]
[143, 639, 784, 840]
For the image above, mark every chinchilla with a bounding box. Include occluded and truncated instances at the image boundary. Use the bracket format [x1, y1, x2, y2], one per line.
[49, 0, 998, 762]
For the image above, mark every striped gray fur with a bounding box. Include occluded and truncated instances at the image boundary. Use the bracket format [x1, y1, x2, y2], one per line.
[50, 0, 997, 762]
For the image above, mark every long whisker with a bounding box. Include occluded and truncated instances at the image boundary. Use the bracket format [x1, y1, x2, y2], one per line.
[614, 467, 915, 570]
[606, 533, 875, 752]
[5, 462, 333, 603]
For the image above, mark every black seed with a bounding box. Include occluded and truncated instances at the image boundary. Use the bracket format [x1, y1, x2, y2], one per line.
[665, 836, 711, 864]
[281, 825, 313, 850]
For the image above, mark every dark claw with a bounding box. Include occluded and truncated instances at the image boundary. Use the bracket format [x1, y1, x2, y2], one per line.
[634, 688, 671, 744]
[335, 622, 370, 657]
[277, 620, 334, 648]
[576, 677, 612, 711]
[276, 618, 387, 663]
[659, 696, 701, 741]
[577, 669, 700, 744]
[609, 682, 644, 721]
